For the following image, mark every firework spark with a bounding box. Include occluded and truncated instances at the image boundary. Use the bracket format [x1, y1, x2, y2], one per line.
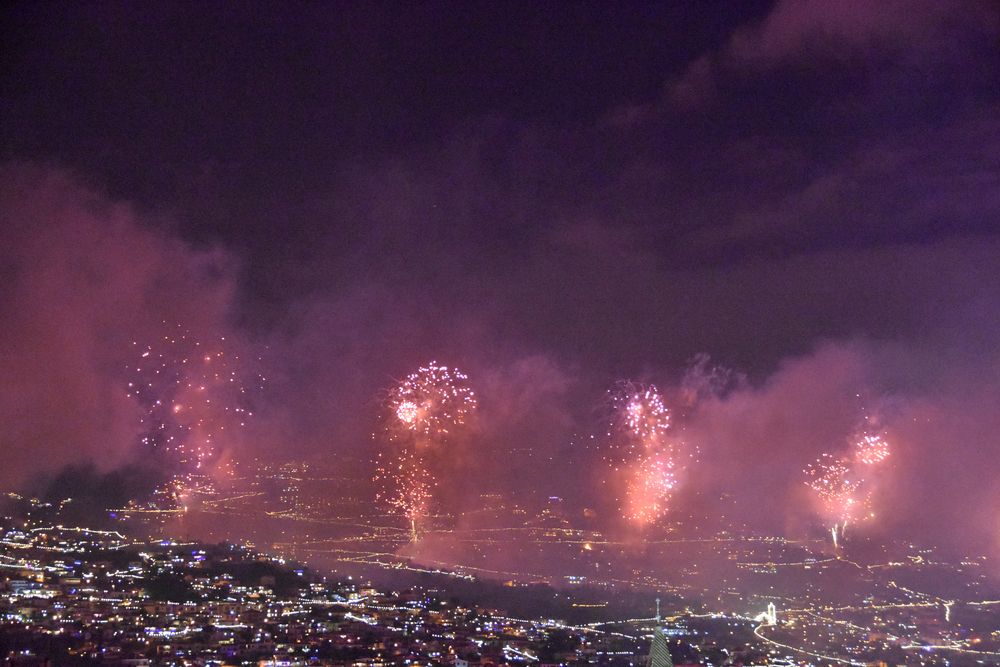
[374, 449, 433, 541]
[609, 382, 670, 449]
[126, 328, 265, 471]
[624, 450, 677, 526]
[852, 393, 892, 466]
[386, 363, 477, 440]
[376, 362, 477, 539]
[854, 433, 891, 466]
[804, 453, 871, 546]
[607, 382, 682, 527]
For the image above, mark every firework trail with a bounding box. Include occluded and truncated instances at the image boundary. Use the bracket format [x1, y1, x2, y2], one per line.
[126, 328, 265, 471]
[607, 382, 684, 527]
[803, 453, 871, 547]
[374, 450, 432, 542]
[376, 362, 477, 540]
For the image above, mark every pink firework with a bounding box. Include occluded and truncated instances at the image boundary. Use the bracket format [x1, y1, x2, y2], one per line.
[607, 382, 682, 526]
[386, 362, 477, 439]
[624, 451, 677, 527]
[804, 453, 872, 538]
[376, 362, 477, 538]
[854, 433, 890, 466]
[374, 449, 432, 538]
[126, 328, 265, 470]
[608, 382, 670, 454]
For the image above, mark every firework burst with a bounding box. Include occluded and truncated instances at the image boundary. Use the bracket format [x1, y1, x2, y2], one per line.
[804, 453, 872, 546]
[854, 433, 891, 466]
[607, 382, 684, 527]
[852, 393, 892, 466]
[386, 362, 477, 440]
[376, 362, 477, 539]
[609, 382, 670, 450]
[126, 328, 265, 471]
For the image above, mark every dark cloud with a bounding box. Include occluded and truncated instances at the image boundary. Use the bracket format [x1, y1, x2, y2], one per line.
[664, 0, 997, 108]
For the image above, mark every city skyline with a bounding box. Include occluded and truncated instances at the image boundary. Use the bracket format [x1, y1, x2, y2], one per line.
[2, 2, 1000, 663]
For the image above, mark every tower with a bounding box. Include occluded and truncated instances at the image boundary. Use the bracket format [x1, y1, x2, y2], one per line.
[767, 602, 777, 626]
[647, 599, 673, 667]
[647, 627, 673, 667]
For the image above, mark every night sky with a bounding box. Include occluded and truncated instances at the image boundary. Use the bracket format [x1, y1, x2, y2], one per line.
[2, 2, 999, 556]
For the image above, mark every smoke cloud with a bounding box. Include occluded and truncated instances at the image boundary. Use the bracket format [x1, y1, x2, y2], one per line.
[0, 165, 239, 485]
[1, 0, 998, 567]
